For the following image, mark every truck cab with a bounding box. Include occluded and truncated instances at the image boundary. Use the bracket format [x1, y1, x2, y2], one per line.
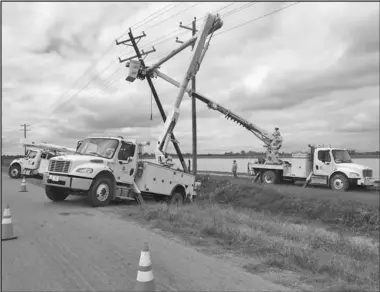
[312, 147, 374, 191]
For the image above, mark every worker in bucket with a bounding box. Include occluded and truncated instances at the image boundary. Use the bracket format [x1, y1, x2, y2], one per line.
[232, 160, 238, 178]
[270, 127, 283, 150]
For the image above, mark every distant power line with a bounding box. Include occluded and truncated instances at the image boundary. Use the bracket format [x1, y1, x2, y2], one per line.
[215, 2, 300, 37]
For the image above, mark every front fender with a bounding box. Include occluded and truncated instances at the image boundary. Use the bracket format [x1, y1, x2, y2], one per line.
[9, 159, 23, 170]
[332, 167, 361, 179]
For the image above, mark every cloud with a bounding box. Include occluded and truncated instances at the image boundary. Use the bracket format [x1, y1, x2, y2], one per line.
[2, 2, 379, 155]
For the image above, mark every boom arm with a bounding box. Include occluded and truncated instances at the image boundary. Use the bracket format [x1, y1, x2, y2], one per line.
[155, 13, 221, 164]
[153, 70, 275, 147]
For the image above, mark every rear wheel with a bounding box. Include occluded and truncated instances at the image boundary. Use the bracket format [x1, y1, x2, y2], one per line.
[330, 174, 349, 192]
[87, 175, 114, 207]
[9, 164, 21, 179]
[45, 186, 69, 201]
[262, 170, 278, 184]
[169, 192, 184, 206]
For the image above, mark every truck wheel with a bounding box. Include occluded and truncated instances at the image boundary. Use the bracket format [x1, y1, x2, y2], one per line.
[45, 186, 69, 202]
[87, 176, 113, 207]
[262, 170, 278, 184]
[330, 174, 349, 192]
[9, 164, 21, 179]
[170, 192, 184, 206]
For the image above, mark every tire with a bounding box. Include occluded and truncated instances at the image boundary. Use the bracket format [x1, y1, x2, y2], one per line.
[330, 174, 349, 192]
[87, 175, 114, 207]
[262, 170, 278, 184]
[169, 192, 184, 206]
[9, 164, 21, 179]
[45, 186, 69, 202]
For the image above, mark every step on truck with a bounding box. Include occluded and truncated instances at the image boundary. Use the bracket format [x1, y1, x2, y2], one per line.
[8, 140, 77, 179]
[43, 136, 200, 207]
[248, 145, 376, 191]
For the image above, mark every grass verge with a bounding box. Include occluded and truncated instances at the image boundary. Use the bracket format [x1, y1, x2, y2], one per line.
[140, 202, 379, 291]
[136, 175, 379, 291]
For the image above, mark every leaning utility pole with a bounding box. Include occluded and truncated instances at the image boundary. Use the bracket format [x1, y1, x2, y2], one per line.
[115, 29, 189, 173]
[19, 124, 31, 155]
[177, 17, 198, 175]
[116, 13, 223, 173]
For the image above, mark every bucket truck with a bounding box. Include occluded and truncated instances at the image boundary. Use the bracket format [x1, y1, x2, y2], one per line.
[128, 61, 376, 192]
[42, 13, 222, 207]
[8, 139, 77, 179]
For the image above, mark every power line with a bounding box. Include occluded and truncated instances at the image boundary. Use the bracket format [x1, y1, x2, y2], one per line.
[131, 3, 177, 30]
[215, 2, 300, 37]
[222, 2, 257, 17]
[144, 2, 200, 32]
[138, 2, 240, 52]
[46, 4, 186, 119]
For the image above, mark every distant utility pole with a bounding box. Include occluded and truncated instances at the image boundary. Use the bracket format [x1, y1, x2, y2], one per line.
[177, 17, 198, 175]
[19, 124, 31, 155]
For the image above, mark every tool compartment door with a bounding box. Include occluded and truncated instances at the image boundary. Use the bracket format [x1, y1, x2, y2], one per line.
[135, 162, 183, 195]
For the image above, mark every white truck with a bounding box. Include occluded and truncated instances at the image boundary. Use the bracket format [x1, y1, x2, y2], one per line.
[8, 140, 77, 179]
[42, 13, 222, 207]
[43, 137, 199, 207]
[248, 145, 375, 191]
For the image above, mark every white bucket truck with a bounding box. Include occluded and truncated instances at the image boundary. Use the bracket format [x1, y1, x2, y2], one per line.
[8, 139, 76, 179]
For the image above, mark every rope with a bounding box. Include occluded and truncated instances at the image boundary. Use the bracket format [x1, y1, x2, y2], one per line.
[150, 91, 153, 120]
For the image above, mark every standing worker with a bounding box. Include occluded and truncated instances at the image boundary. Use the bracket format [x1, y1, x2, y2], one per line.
[270, 127, 283, 150]
[232, 160, 238, 178]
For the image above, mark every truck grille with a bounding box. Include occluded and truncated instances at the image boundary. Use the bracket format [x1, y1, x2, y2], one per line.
[49, 160, 71, 173]
[363, 169, 373, 178]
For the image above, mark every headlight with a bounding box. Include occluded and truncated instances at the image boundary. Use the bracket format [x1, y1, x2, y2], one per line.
[349, 172, 360, 178]
[76, 168, 93, 174]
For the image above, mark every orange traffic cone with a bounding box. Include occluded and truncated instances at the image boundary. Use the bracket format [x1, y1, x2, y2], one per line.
[2, 204, 17, 241]
[135, 242, 155, 291]
[19, 176, 27, 192]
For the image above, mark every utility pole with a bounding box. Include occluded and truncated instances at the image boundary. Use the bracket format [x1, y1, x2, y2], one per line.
[19, 124, 31, 155]
[115, 29, 189, 173]
[177, 17, 198, 175]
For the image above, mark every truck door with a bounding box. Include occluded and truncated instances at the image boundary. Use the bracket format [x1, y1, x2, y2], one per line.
[115, 142, 138, 185]
[23, 150, 40, 173]
[313, 149, 334, 176]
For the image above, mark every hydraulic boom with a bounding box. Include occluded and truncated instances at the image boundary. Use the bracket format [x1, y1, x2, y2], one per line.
[152, 70, 284, 164]
[154, 13, 222, 165]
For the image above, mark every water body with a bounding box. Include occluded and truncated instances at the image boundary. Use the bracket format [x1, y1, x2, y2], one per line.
[146, 158, 380, 179]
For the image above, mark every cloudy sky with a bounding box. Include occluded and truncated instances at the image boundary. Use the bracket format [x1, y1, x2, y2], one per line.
[2, 2, 379, 155]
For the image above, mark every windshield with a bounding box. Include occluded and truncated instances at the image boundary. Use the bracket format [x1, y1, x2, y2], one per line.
[332, 149, 352, 163]
[27, 150, 38, 159]
[76, 138, 119, 159]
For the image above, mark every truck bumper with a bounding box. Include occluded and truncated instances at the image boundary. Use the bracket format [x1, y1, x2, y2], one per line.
[356, 178, 375, 187]
[43, 173, 92, 191]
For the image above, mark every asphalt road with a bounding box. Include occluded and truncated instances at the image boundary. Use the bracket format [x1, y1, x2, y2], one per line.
[1, 174, 288, 292]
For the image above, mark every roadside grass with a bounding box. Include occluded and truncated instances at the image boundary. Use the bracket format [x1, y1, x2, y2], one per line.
[141, 201, 379, 291]
[139, 176, 379, 291]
